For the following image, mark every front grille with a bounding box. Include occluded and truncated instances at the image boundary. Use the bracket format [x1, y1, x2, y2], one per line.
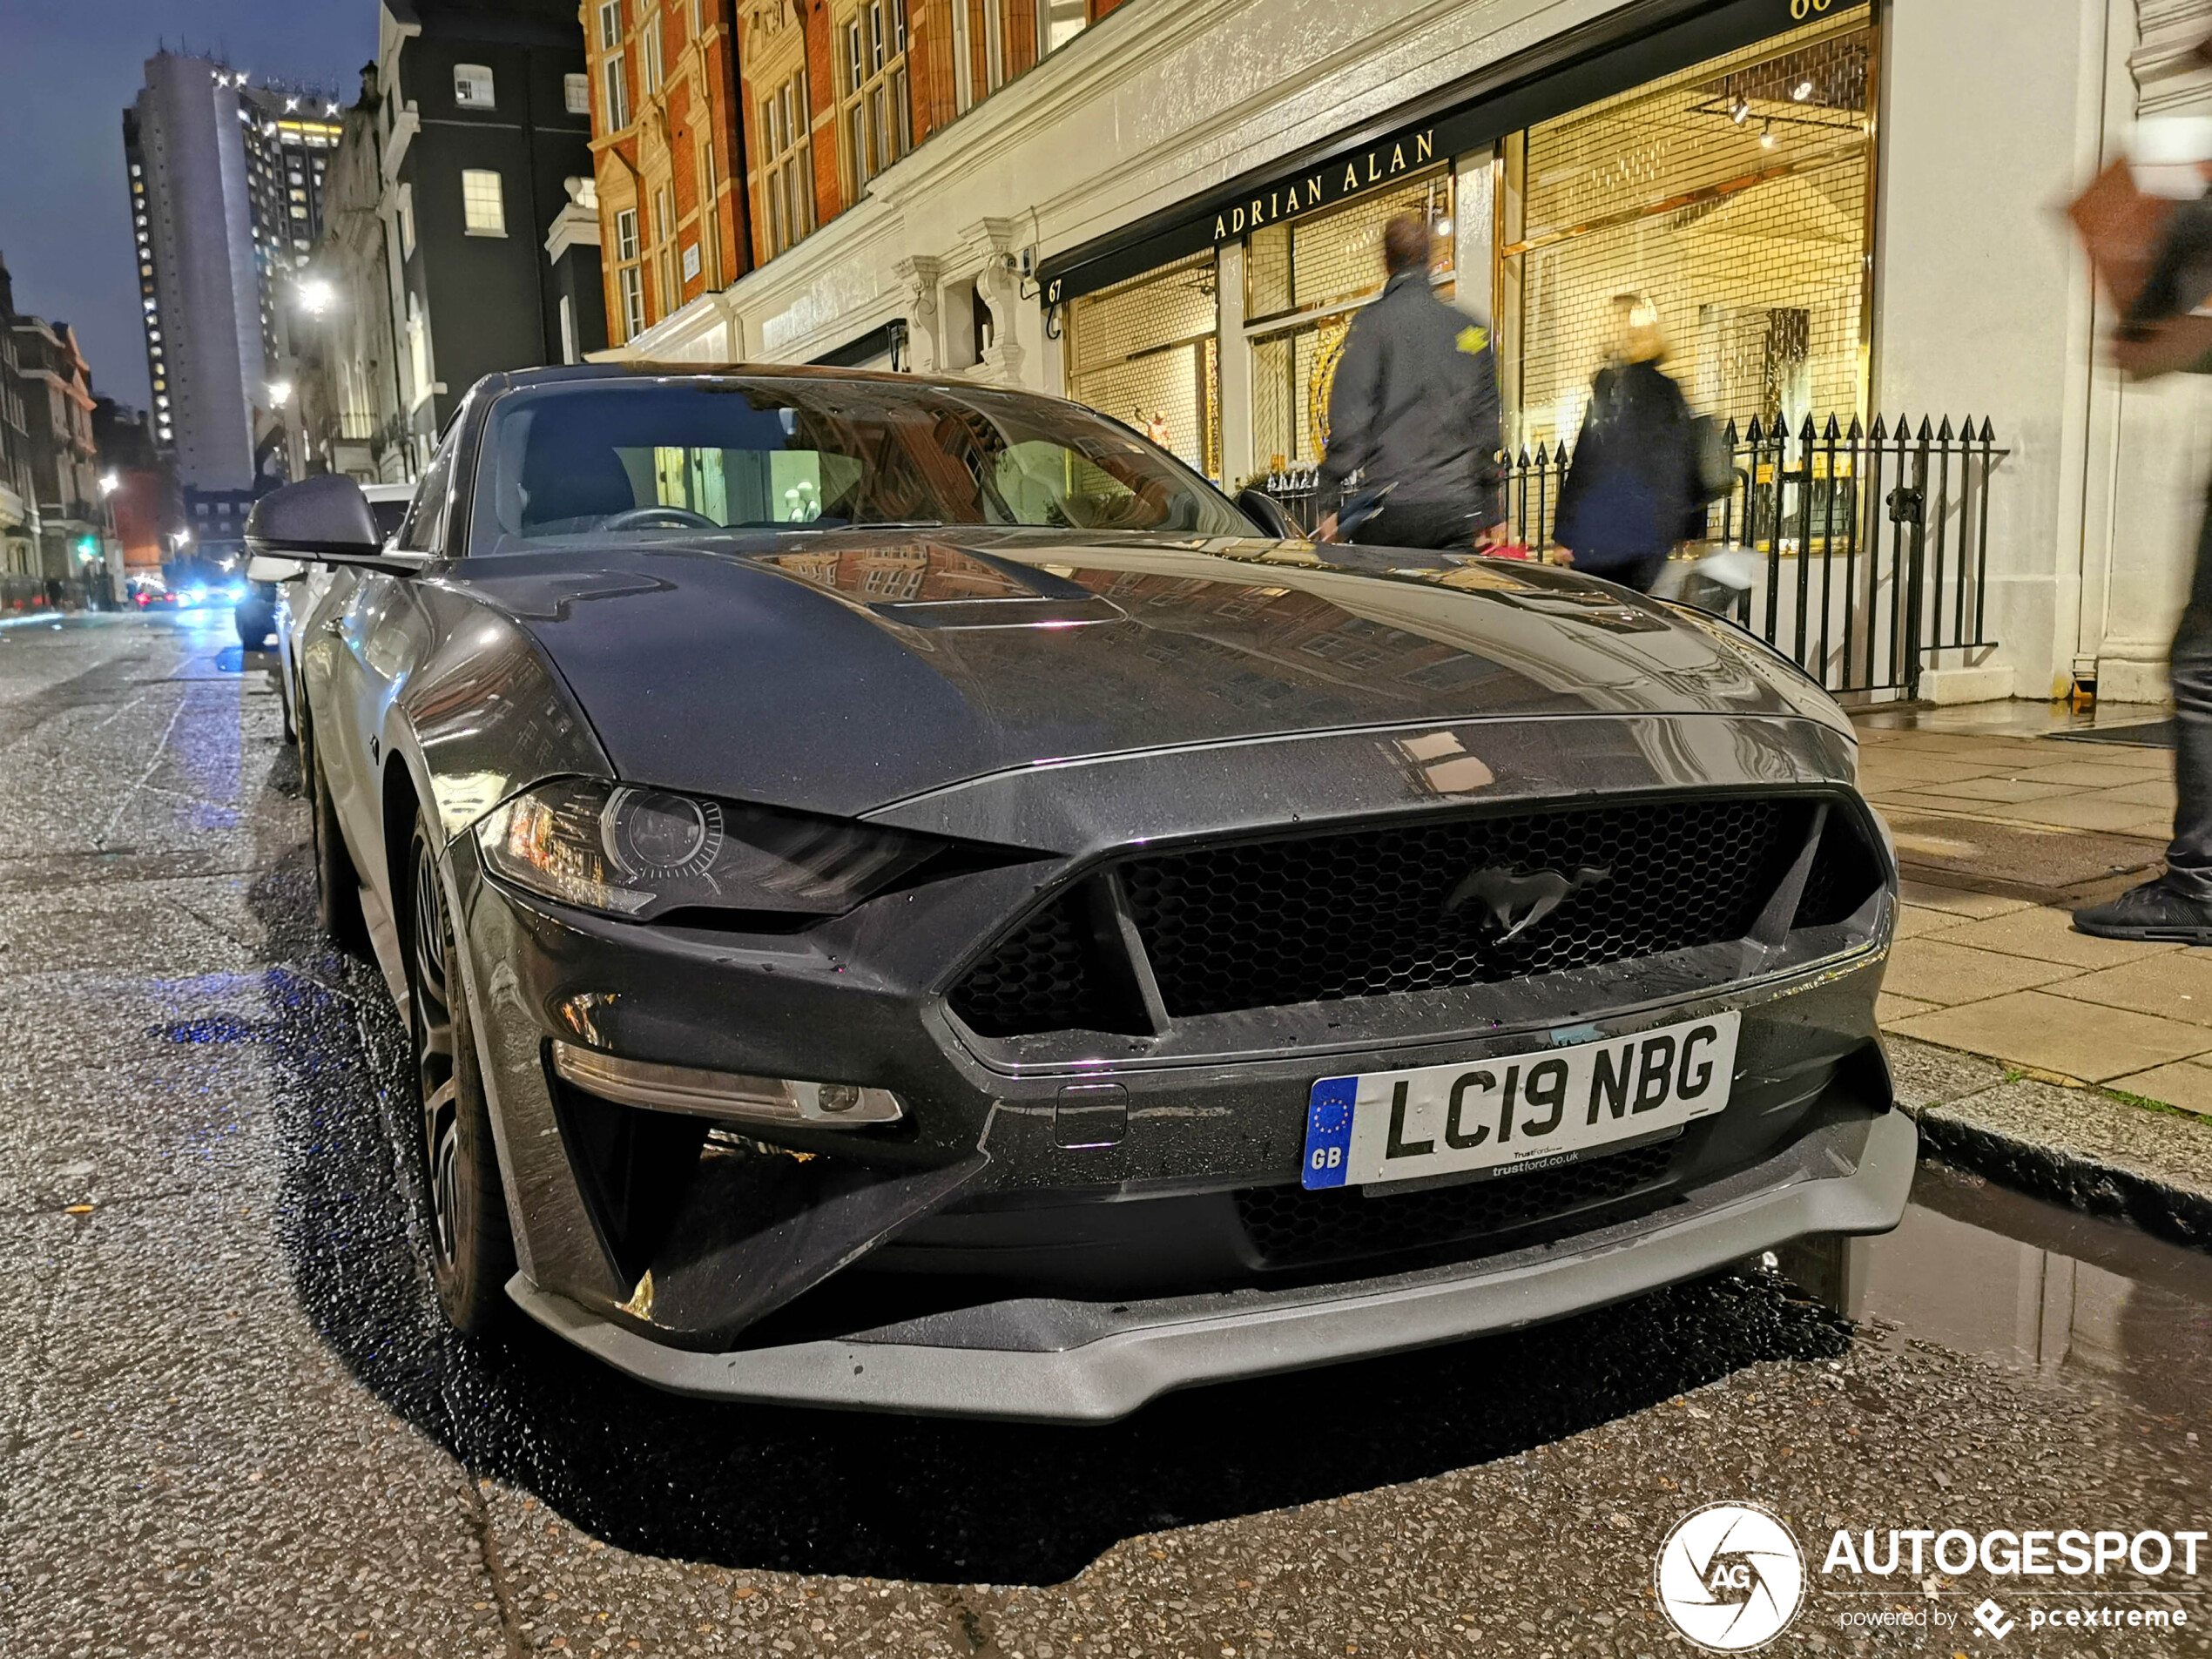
[1235, 1141, 1677, 1269]
[1123, 796, 1797, 1018]
[945, 794, 1871, 1039]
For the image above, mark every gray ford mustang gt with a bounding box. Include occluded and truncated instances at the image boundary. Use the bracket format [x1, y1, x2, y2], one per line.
[247, 361, 1913, 1422]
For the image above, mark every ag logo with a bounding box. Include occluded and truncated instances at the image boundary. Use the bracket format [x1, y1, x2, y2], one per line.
[1654, 1502, 1805, 1652]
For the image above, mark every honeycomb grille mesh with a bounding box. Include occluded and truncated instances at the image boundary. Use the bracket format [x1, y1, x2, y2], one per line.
[1236, 1141, 1677, 1269]
[947, 893, 1109, 1039]
[1122, 798, 1798, 1019]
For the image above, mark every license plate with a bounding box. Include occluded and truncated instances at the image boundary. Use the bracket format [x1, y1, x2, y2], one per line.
[1301, 1012, 1740, 1190]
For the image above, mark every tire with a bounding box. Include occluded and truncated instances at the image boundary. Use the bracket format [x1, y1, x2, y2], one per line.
[280, 678, 297, 745]
[304, 718, 368, 954]
[407, 813, 515, 1333]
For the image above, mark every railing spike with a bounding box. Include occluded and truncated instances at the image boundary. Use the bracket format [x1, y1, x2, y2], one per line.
[1979, 416, 1995, 442]
[1514, 444, 1530, 468]
[1534, 441, 1549, 467]
[1847, 414, 1864, 440]
[1723, 417, 1740, 443]
[1916, 415, 1934, 441]
[1745, 414, 1764, 444]
[1868, 414, 1886, 441]
[1798, 413, 1817, 442]
[1936, 415, 1953, 442]
[1824, 413, 1842, 440]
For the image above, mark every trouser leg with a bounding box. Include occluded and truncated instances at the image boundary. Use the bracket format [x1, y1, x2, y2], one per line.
[2166, 505, 2212, 900]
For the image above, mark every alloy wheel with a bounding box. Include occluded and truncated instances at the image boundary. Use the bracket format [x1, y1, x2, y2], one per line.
[409, 826, 461, 1268]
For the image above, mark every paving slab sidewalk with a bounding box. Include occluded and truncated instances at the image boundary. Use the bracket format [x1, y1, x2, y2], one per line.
[1855, 709, 2212, 1244]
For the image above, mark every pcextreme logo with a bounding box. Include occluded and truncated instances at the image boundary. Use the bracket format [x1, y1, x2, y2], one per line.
[1655, 1502, 1807, 1652]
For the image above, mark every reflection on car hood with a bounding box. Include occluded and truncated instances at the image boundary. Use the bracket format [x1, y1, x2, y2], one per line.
[451, 529, 1831, 818]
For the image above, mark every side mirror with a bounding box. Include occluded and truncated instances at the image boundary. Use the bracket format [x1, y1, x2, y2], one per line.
[1236, 487, 1299, 541]
[245, 554, 304, 583]
[246, 476, 422, 572]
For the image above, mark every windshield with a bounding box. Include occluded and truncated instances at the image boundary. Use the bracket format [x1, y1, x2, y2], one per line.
[469, 378, 1252, 552]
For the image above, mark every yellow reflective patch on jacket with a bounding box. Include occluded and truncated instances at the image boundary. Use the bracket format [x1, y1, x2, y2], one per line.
[1456, 325, 1490, 356]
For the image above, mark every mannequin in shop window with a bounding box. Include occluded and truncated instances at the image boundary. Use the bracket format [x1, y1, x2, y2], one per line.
[1313, 214, 1503, 551]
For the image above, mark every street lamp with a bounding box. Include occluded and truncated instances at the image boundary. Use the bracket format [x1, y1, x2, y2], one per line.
[98, 471, 119, 496]
[267, 380, 293, 408]
[298, 279, 334, 316]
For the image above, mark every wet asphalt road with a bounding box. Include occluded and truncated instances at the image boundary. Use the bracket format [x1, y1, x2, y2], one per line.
[3, 607, 2209, 1658]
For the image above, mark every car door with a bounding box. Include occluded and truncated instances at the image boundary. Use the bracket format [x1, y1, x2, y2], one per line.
[317, 434, 457, 900]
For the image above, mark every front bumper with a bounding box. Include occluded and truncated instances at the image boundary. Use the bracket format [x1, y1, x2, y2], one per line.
[506, 1108, 1916, 1422]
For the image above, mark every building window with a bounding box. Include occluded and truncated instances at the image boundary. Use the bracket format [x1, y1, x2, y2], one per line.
[454, 64, 496, 108]
[615, 206, 646, 339]
[654, 187, 678, 309]
[1039, 0, 1086, 53]
[564, 72, 590, 114]
[641, 8, 664, 94]
[598, 0, 631, 129]
[759, 71, 813, 258]
[838, 0, 908, 198]
[461, 168, 506, 236]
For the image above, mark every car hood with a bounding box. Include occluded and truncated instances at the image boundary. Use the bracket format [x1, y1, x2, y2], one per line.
[449, 530, 1840, 819]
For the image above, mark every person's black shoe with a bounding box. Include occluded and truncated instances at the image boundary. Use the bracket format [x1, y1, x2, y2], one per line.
[2072, 878, 2212, 943]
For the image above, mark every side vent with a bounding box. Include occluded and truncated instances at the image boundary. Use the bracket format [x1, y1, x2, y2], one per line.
[1792, 809, 1885, 928]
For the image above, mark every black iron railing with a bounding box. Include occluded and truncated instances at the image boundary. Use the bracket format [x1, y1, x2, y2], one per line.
[1256, 412, 2009, 699]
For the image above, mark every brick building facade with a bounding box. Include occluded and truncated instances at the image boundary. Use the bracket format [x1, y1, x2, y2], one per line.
[587, 0, 753, 344]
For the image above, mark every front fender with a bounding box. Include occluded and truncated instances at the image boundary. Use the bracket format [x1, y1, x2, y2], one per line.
[386, 582, 614, 849]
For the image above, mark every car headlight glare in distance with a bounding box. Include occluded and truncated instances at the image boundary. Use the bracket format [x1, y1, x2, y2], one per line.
[478, 778, 942, 921]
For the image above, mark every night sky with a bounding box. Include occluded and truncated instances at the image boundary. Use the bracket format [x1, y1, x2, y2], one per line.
[0, 1, 376, 412]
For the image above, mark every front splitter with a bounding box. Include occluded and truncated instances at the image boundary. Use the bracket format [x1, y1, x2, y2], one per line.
[506, 1110, 1917, 1424]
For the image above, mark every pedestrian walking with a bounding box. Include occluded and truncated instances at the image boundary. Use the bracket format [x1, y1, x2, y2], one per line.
[2074, 146, 2212, 944]
[1549, 295, 1704, 594]
[1313, 214, 1502, 550]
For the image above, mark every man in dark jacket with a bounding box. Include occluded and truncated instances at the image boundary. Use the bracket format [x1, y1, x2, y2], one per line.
[1314, 215, 1501, 550]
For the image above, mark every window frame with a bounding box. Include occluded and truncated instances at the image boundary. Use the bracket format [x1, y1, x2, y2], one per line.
[758, 70, 813, 258]
[614, 206, 646, 340]
[835, 0, 908, 200]
[563, 72, 590, 115]
[460, 168, 507, 237]
[640, 7, 664, 93]
[452, 63, 496, 110]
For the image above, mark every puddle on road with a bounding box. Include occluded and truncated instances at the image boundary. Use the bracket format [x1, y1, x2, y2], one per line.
[1786, 1161, 2212, 1423]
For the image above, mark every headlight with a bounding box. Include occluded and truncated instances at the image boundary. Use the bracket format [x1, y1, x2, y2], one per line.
[477, 778, 944, 921]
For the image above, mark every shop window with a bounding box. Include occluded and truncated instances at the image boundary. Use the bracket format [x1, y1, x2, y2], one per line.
[1244, 172, 1453, 472]
[1496, 7, 1874, 451]
[839, 1, 910, 198]
[454, 64, 496, 109]
[1064, 252, 1222, 481]
[759, 71, 813, 258]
